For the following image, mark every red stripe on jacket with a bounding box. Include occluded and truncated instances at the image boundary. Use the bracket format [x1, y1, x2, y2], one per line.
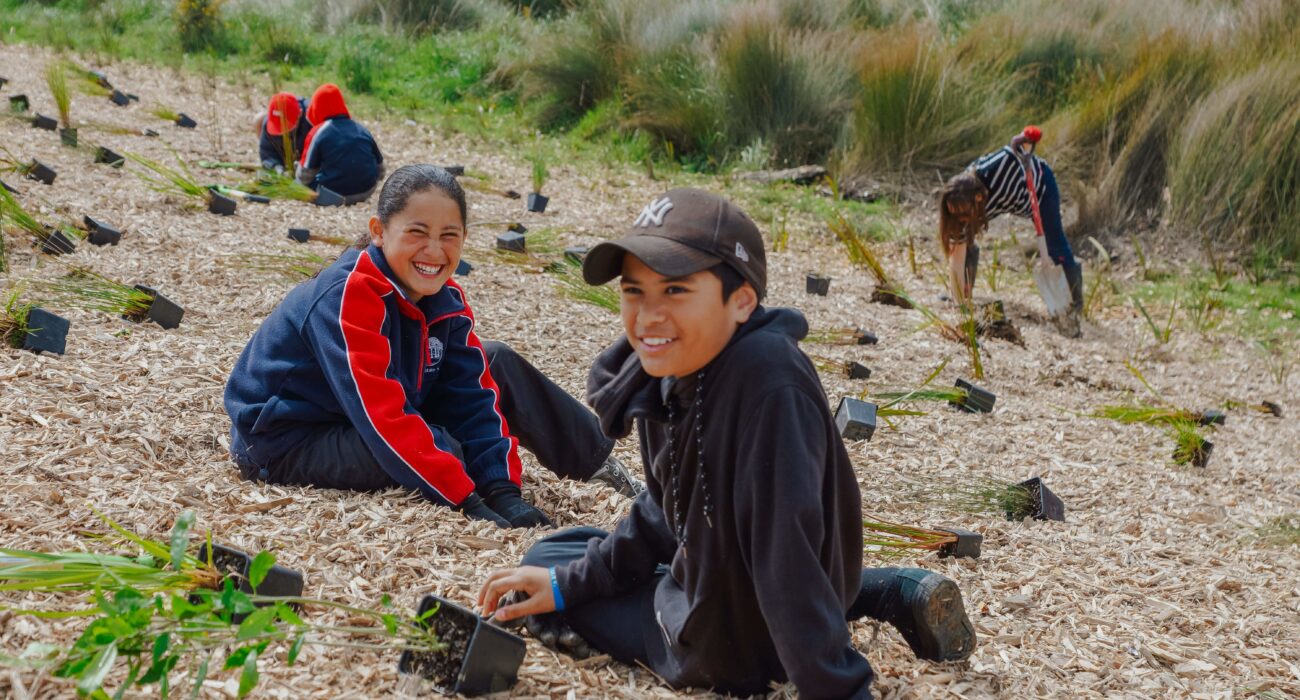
[339, 251, 474, 503]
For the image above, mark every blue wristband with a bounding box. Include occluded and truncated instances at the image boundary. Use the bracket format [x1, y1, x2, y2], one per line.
[549, 566, 566, 612]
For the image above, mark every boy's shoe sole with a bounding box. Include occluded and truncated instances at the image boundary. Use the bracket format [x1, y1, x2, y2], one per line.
[896, 570, 977, 662]
[589, 455, 645, 498]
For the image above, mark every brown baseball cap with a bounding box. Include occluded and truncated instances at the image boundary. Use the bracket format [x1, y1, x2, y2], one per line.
[583, 188, 767, 299]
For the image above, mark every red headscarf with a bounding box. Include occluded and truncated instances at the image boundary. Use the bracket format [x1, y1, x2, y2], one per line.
[266, 93, 302, 136]
[306, 83, 350, 126]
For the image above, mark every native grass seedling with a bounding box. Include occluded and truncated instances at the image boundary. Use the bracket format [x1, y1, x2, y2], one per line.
[124, 150, 235, 215]
[1105, 361, 1217, 467]
[1132, 294, 1176, 345]
[31, 267, 155, 320]
[551, 259, 619, 314]
[0, 185, 83, 256]
[805, 327, 877, 346]
[490, 226, 564, 269]
[0, 288, 36, 348]
[861, 515, 981, 560]
[45, 63, 78, 148]
[226, 252, 328, 282]
[897, 292, 985, 380]
[826, 211, 909, 308]
[1169, 418, 1213, 468]
[526, 148, 549, 213]
[239, 169, 315, 202]
[0, 289, 70, 354]
[907, 475, 1065, 522]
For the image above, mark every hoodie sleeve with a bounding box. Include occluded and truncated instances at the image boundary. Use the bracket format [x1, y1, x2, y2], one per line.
[301, 272, 476, 506]
[421, 313, 524, 488]
[555, 438, 677, 607]
[734, 386, 874, 700]
[258, 126, 284, 171]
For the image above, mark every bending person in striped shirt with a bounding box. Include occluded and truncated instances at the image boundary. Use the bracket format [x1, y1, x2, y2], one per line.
[938, 126, 1084, 336]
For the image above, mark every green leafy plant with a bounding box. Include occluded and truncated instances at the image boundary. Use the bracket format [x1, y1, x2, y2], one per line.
[0, 186, 84, 253]
[3, 512, 446, 699]
[238, 169, 315, 202]
[124, 150, 214, 205]
[45, 62, 72, 129]
[867, 361, 966, 418]
[1169, 418, 1209, 466]
[149, 105, 181, 122]
[826, 210, 905, 302]
[1132, 295, 1175, 344]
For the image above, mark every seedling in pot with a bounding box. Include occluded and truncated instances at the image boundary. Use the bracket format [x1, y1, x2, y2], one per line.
[124, 150, 234, 216]
[46, 63, 77, 147]
[287, 227, 310, 243]
[125, 284, 185, 329]
[805, 327, 875, 346]
[82, 216, 122, 246]
[1198, 409, 1225, 427]
[2, 291, 70, 355]
[32, 267, 154, 323]
[1, 147, 53, 185]
[31, 112, 58, 131]
[175, 112, 197, 128]
[525, 149, 549, 213]
[110, 89, 130, 107]
[239, 169, 315, 202]
[94, 145, 125, 168]
[827, 211, 912, 308]
[0, 187, 81, 255]
[835, 397, 877, 441]
[27, 161, 57, 185]
[496, 230, 526, 253]
[199, 541, 304, 620]
[846, 361, 872, 380]
[226, 252, 328, 281]
[806, 273, 831, 295]
[314, 185, 345, 207]
[399, 594, 526, 696]
[1258, 400, 1283, 418]
[951, 378, 995, 413]
[1169, 419, 1212, 468]
[861, 516, 979, 560]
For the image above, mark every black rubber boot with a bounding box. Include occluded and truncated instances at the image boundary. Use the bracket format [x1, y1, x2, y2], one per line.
[1064, 263, 1084, 314]
[886, 569, 977, 662]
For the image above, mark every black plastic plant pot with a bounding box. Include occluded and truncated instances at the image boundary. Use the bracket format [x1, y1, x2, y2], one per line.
[1, 179, 17, 194]
[845, 361, 872, 380]
[110, 89, 130, 107]
[834, 397, 877, 442]
[936, 527, 982, 559]
[1261, 400, 1283, 418]
[1191, 441, 1214, 469]
[39, 228, 77, 256]
[128, 285, 184, 329]
[175, 113, 197, 128]
[20, 307, 70, 355]
[854, 328, 878, 345]
[1007, 477, 1066, 522]
[207, 191, 237, 216]
[144, 128, 159, 138]
[526, 192, 549, 213]
[9, 94, 29, 113]
[84, 216, 122, 246]
[127, 93, 139, 102]
[507, 222, 527, 234]
[32, 113, 58, 131]
[496, 230, 526, 253]
[1198, 409, 1225, 427]
[442, 165, 465, 176]
[27, 161, 57, 186]
[94, 146, 125, 168]
[806, 273, 831, 296]
[951, 379, 995, 413]
[314, 186, 344, 207]
[200, 542, 304, 623]
[398, 595, 526, 696]
[564, 246, 589, 264]
[287, 227, 310, 244]
[455, 259, 473, 276]
[90, 71, 113, 89]
[59, 127, 78, 148]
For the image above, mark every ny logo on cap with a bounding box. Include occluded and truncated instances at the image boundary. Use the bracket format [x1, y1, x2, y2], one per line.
[734, 242, 750, 262]
[634, 197, 673, 228]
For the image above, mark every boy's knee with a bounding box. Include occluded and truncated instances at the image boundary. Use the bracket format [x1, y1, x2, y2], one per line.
[521, 527, 609, 567]
[482, 340, 516, 369]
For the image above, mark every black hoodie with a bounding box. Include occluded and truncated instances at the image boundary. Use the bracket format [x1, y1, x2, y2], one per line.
[556, 307, 873, 698]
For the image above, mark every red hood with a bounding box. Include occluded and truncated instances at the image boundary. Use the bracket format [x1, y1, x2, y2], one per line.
[306, 83, 350, 124]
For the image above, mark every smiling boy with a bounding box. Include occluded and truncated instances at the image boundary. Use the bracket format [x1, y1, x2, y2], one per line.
[479, 189, 976, 697]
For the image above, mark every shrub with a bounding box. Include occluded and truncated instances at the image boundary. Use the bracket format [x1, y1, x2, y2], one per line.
[1168, 61, 1300, 258]
[176, 0, 224, 52]
[355, 0, 485, 33]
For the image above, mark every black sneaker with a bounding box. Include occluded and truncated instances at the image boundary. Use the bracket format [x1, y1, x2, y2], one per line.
[892, 569, 976, 662]
[588, 455, 645, 498]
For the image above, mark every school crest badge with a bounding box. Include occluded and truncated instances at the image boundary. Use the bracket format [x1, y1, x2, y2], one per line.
[427, 336, 444, 370]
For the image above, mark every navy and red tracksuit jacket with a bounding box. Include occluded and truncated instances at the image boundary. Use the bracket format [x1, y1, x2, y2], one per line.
[258, 96, 310, 171]
[223, 244, 522, 506]
[297, 85, 383, 196]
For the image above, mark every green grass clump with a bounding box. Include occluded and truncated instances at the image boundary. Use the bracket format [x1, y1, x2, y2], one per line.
[33, 268, 154, 317]
[1254, 514, 1300, 547]
[1169, 418, 1209, 466]
[552, 262, 619, 314]
[0, 288, 35, 347]
[861, 515, 959, 559]
[1094, 404, 1200, 426]
[124, 151, 209, 202]
[239, 170, 315, 202]
[45, 63, 72, 128]
[228, 253, 329, 282]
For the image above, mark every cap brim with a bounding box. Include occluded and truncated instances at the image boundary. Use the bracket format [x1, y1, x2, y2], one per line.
[582, 235, 722, 286]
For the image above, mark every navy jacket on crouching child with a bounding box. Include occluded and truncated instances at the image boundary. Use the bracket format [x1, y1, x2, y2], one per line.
[224, 244, 521, 506]
[258, 95, 310, 172]
[296, 84, 384, 197]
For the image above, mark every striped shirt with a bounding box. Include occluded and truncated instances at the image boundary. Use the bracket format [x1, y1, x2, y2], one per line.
[970, 146, 1047, 220]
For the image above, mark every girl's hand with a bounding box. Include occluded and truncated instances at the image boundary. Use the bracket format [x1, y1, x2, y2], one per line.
[478, 566, 555, 622]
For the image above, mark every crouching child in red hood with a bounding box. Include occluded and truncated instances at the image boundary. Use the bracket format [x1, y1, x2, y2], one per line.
[479, 189, 977, 698]
[254, 92, 311, 173]
[295, 83, 385, 205]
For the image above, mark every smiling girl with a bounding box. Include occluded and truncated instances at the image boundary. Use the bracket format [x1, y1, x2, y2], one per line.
[224, 165, 641, 528]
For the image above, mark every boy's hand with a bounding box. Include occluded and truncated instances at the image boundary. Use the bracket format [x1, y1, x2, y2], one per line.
[478, 566, 555, 621]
